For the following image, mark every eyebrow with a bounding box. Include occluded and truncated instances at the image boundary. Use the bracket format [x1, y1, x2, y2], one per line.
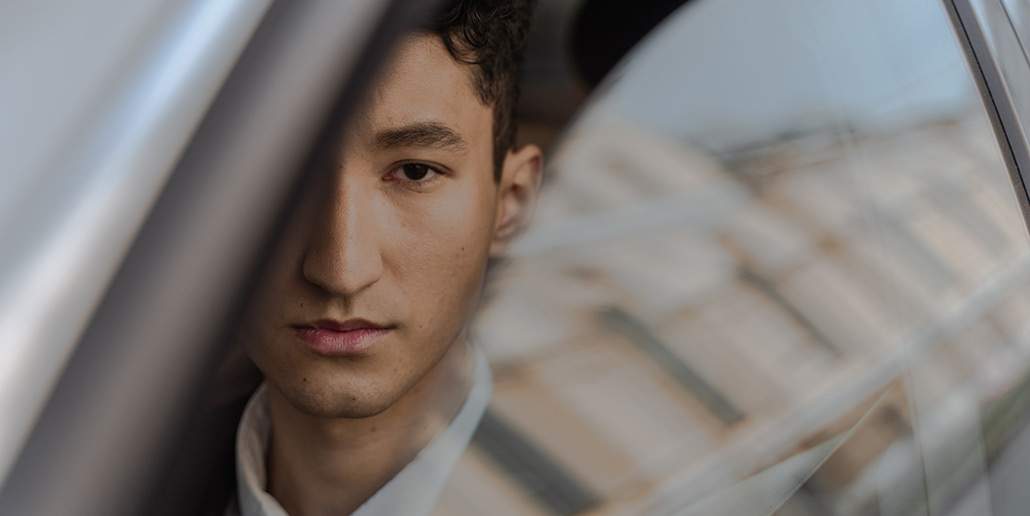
[373, 121, 468, 153]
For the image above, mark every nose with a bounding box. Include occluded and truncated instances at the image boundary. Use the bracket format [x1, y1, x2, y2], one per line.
[301, 178, 383, 297]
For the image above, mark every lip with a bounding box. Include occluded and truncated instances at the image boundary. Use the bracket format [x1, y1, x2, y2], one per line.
[291, 318, 393, 356]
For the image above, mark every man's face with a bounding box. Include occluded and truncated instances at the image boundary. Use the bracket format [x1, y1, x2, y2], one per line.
[239, 35, 531, 418]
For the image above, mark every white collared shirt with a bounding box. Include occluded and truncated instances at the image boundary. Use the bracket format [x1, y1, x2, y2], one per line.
[228, 349, 491, 516]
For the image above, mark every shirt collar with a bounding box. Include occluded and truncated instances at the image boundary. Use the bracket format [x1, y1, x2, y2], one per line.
[233, 347, 492, 516]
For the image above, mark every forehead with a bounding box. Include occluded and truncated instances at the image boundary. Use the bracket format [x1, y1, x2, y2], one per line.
[357, 34, 491, 141]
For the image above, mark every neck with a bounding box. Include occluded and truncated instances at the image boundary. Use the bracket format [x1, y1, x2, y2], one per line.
[264, 340, 474, 516]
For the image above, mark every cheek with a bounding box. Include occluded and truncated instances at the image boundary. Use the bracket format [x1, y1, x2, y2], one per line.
[239, 188, 325, 356]
[388, 180, 495, 331]
[253, 203, 313, 315]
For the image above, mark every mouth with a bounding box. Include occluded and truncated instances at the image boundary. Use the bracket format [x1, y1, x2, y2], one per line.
[291, 318, 394, 356]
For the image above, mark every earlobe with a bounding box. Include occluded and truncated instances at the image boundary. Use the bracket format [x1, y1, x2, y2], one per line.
[490, 144, 543, 256]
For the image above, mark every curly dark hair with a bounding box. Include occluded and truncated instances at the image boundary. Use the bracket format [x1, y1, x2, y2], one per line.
[425, 0, 536, 178]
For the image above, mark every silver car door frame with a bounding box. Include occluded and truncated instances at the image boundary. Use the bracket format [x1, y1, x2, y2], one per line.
[0, 0, 273, 486]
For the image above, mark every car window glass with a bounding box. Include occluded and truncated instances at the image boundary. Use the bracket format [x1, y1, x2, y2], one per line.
[433, 1, 1030, 514]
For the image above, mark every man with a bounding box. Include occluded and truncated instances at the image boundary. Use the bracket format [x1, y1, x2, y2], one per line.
[229, 1, 540, 514]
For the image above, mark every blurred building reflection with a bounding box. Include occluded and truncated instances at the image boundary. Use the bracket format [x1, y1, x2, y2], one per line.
[433, 107, 1030, 515]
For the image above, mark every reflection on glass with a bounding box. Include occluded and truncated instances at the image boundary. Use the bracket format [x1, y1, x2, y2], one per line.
[433, 0, 1030, 515]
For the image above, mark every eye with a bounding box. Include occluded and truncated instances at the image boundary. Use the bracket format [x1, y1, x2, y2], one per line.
[400, 163, 433, 181]
[386, 162, 443, 185]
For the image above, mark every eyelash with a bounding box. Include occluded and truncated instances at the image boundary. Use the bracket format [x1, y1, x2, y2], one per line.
[384, 162, 446, 190]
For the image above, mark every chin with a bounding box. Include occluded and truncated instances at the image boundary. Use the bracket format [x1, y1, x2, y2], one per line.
[277, 372, 407, 419]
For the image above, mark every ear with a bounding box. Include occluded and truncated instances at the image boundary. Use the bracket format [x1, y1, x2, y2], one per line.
[491, 143, 543, 256]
